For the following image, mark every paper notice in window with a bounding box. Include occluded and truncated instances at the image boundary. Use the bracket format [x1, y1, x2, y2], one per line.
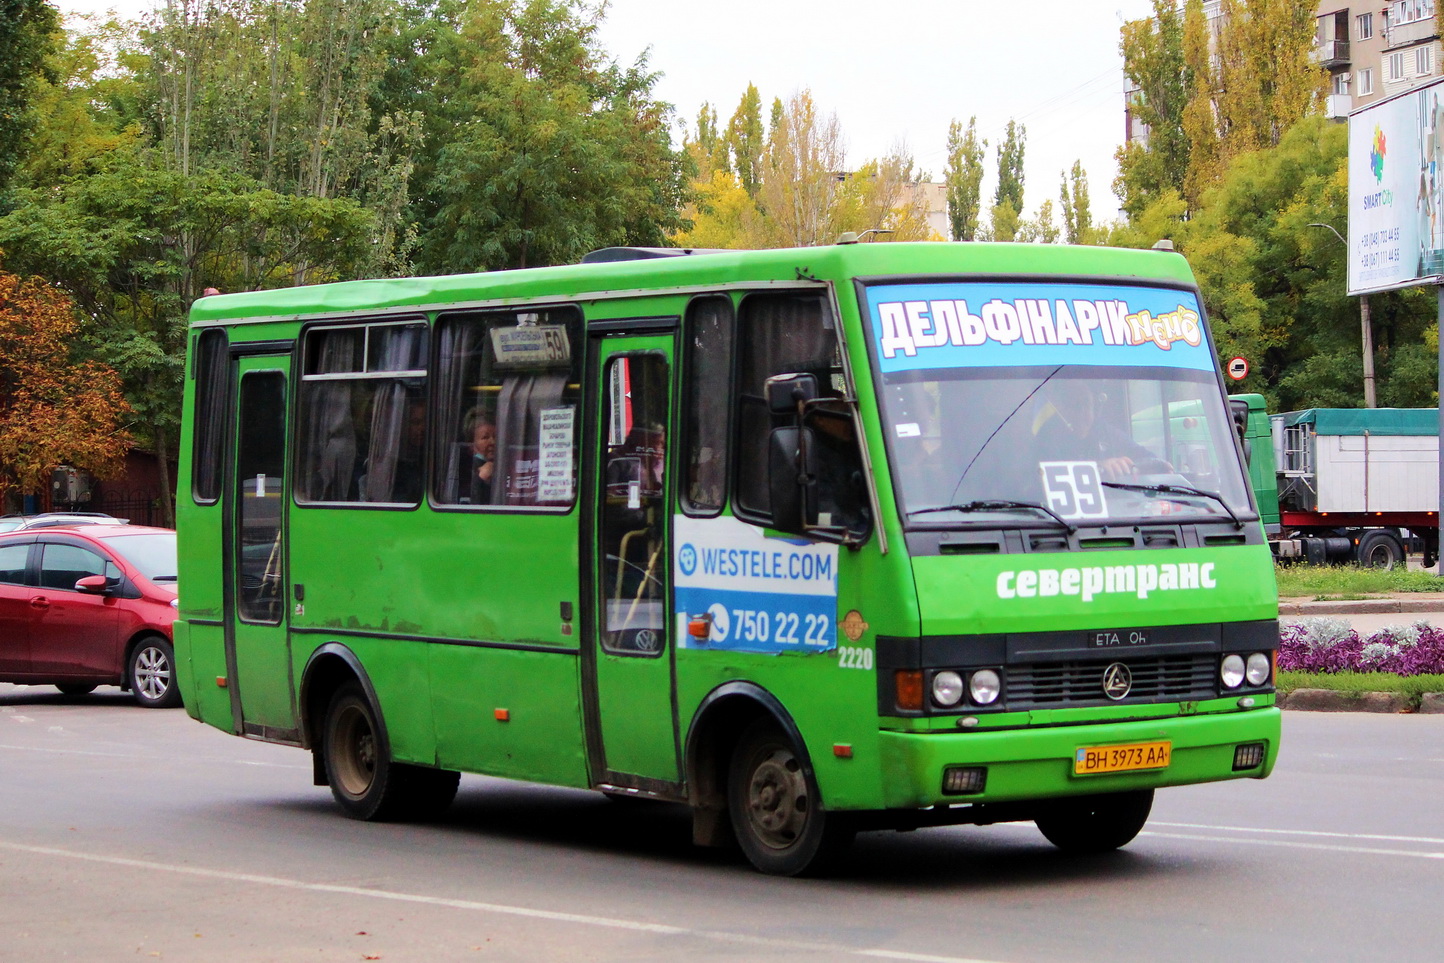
[539, 406, 575, 502]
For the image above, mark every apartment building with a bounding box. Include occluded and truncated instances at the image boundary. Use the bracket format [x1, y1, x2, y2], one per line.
[1318, 1, 1441, 117]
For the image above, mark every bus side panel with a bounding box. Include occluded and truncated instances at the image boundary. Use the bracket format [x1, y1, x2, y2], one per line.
[674, 523, 921, 813]
[178, 621, 233, 727]
[429, 646, 588, 787]
[313, 636, 434, 764]
[287, 507, 583, 772]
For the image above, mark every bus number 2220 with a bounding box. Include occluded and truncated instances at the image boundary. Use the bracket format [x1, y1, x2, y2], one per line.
[730, 610, 830, 646]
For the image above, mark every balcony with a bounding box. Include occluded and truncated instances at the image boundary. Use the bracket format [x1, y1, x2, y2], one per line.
[1386, 17, 1440, 49]
[1325, 93, 1353, 121]
[1312, 39, 1351, 67]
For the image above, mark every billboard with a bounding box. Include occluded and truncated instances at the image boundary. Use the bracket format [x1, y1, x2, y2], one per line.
[1348, 76, 1444, 295]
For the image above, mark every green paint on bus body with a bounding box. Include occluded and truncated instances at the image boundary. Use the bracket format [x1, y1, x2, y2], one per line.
[173, 242, 1279, 868]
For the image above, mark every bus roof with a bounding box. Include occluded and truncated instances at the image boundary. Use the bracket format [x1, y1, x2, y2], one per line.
[188, 242, 1198, 327]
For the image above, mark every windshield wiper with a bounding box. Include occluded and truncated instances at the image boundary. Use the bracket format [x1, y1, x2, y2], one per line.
[908, 499, 1076, 534]
[149, 575, 178, 582]
[1101, 481, 1243, 529]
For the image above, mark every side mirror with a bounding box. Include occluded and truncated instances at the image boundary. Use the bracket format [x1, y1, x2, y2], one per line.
[75, 575, 111, 594]
[768, 426, 816, 532]
[765, 373, 818, 417]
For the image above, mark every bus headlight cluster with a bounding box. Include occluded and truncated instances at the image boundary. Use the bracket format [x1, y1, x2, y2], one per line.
[929, 669, 1002, 708]
[931, 671, 965, 707]
[1221, 652, 1273, 689]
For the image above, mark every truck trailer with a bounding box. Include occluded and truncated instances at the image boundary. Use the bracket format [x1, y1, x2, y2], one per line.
[1230, 394, 1439, 568]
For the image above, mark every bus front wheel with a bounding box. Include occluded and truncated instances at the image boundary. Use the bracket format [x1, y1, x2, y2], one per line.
[322, 683, 459, 821]
[1034, 788, 1153, 853]
[727, 720, 853, 876]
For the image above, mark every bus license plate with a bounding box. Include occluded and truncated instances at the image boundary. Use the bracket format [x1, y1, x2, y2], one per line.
[1074, 740, 1172, 775]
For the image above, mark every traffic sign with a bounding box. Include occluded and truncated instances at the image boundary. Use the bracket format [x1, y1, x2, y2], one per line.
[1227, 357, 1249, 380]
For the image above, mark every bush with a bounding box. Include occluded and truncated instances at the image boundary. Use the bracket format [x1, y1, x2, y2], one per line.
[1280, 619, 1444, 675]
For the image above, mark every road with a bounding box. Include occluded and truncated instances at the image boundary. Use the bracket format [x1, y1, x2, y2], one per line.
[2, 683, 1442, 962]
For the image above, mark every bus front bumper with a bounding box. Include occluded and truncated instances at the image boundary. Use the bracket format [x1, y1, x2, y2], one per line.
[875, 707, 1281, 810]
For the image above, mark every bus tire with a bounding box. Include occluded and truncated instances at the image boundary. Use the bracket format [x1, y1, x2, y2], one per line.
[129, 637, 182, 708]
[322, 683, 410, 821]
[1034, 789, 1153, 854]
[1356, 530, 1404, 569]
[727, 719, 853, 876]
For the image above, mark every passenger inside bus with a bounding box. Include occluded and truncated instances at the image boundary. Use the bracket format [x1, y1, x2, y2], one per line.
[458, 409, 497, 505]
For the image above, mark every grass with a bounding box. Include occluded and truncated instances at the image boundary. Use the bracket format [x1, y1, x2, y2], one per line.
[1277, 670, 1444, 709]
[1273, 563, 1444, 600]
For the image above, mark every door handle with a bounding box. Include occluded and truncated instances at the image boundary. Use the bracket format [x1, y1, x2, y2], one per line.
[29, 596, 50, 609]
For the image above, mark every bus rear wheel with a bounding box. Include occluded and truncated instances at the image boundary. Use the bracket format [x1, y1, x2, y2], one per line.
[727, 720, 853, 876]
[1034, 789, 1153, 854]
[322, 683, 460, 821]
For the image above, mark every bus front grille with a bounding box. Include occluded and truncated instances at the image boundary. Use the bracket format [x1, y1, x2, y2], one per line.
[1007, 654, 1217, 708]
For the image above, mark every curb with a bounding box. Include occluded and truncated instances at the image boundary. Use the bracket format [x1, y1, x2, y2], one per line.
[1280, 688, 1444, 713]
[1279, 597, 1444, 616]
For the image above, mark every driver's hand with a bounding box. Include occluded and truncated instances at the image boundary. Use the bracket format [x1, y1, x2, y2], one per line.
[1099, 456, 1135, 480]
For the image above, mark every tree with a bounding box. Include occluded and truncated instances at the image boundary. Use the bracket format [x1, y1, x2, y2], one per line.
[1180, 0, 1221, 207]
[1179, 116, 1435, 409]
[1114, 0, 1187, 217]
[1017, 199, 1059, 244]
[0, 161, 377, 524]
[831, 144, 935, 242]
[0, 0, 59, 194]
[758, 89, 846, 247]
[0, 257, 132, 503]
[1215, 0, 1321, 156]
[1059, 161, 1093, 244]
[943, 117, 985, 241]
[993, 119, 1026, 214]
[413, 0, 686, 271]
[726, 83, 765, 197]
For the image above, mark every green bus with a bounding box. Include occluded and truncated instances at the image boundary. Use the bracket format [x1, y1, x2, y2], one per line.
[175, 241, 1280, 875]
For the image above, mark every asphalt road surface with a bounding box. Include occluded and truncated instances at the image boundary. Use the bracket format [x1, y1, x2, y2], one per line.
[2, 683, 1441, 962]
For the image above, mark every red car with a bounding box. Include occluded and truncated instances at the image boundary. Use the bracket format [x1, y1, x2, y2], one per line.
[0, 524, 180, 708]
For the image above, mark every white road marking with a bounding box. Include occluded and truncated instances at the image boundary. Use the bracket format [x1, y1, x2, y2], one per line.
[1142, 830, 1444, 859]
[1152, 821, 1444, 846]
[0, 840, 1009, 963]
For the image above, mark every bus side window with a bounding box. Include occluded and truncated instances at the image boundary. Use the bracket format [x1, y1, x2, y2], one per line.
[295, 321, 428, 506]
[734, 294, 868, 539]
[681, 296, 733, 515]
[432, 308, 582, 509]
[191, 327, 229, 504]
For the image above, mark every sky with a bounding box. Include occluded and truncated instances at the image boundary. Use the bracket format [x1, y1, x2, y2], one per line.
[55, 0, 1156, 223]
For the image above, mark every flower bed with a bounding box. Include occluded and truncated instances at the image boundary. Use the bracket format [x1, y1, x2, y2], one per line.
[1279, 619, 1444, 675]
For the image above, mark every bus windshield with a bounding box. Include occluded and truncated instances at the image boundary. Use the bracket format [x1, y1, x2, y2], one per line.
[864, 279, 1254, 529]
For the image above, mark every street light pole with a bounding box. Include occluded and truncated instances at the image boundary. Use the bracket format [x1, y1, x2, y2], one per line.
[1310, 222, 1377, 407]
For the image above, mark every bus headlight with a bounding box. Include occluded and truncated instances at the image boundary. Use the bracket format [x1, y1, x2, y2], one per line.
[931, 671, 964, 707]
[1220, 654, 1246, 689]
[1246, 652, 1271, 686]
[968, 669, 1001, 705]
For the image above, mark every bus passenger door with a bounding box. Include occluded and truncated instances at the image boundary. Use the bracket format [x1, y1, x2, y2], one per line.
[224, 358, 296, 738]
[584, 334, 680, 790]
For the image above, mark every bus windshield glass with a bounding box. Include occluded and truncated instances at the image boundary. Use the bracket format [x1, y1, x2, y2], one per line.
[863, 279, 1253, 528]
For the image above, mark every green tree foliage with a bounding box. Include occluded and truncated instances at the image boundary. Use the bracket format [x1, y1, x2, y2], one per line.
[1059, 160, 1094, 244]
[943, 117, 985, 241]
[411, 0, 685, 271]
[0, 0, 59, 194]
[993, 119, 1026, 214]
[1215, 0, 1321, 157]
[0, 161, 375, 522]
[1178, 117, 1435, 409]
[727, 83, 765, 197]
